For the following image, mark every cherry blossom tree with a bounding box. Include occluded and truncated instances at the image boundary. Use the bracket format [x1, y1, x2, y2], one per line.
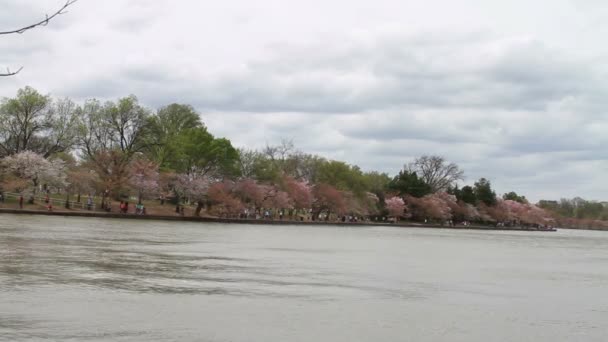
[312, 183, 346, 220]
[234, 178, 264, 208]
[385, 196, 406, 220]
[267, 190, 292, 217]
[283, 176, 312, 210]
[174, 173, 212, 216]
[404, 193, 451, 222]
[207, 181, 243, 217]
[1, 151, 66, 195]
[129, 158, 159, 204]
[461, 203, 481, 222]
[422, 193, 453, 222]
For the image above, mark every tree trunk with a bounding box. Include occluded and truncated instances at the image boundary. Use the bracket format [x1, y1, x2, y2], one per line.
[194, 201, 203, 217]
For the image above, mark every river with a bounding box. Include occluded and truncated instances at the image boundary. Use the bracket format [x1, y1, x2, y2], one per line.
[1, 214, 607, 341]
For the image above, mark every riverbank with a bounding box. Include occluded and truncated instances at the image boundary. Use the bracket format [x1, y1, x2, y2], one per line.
[0, 208, 559, 232]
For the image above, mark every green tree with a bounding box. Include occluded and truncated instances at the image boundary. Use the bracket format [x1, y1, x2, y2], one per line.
[474, 178, 496, 206]
[503, 191, 527, 203]
[458, 185, 477, 204]
[76, 95, 150, 198]
[0, 87, 79, 158]
[0, 87, 50, 156]
[362, 171, 391, 194]
[143, 103, 202, 169]
[316, 160, 367, 195]
[172, 127, 240, 178]
[388, 170, 432, 198]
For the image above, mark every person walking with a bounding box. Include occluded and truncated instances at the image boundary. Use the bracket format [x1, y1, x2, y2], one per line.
[19, 195, 23, 209]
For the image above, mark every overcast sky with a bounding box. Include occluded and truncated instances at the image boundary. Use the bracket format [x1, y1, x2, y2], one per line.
[1, 0, 607, 202]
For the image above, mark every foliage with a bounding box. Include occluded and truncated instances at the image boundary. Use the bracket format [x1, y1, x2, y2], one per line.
[503, 191, 528, 204]
[452, 185, 476, 204]
[388, 170, 432, 198]
[143, 103, 202, 169]
[474, 178, 497, 206]
[0, 87, 79, 158]
[538, 198, 608, 221]
[171, 127, 240, 178]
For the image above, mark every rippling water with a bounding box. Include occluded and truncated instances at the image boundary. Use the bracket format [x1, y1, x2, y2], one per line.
[1, 214, 607, 341]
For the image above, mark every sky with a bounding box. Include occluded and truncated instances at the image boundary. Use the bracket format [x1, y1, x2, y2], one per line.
[1, 0, 607, 202]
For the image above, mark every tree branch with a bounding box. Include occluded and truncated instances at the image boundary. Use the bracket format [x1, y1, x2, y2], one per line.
[0, 0, 78, 35]
[0, 66, 23, 77]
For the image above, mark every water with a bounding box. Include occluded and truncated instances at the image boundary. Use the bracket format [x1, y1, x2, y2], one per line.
[1, 214, 607, 341]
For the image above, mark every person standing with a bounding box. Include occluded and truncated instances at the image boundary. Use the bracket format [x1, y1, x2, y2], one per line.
[19, 195, 23, 209]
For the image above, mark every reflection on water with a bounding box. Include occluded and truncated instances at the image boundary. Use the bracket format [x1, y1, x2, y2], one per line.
[1, 214, 607, 341]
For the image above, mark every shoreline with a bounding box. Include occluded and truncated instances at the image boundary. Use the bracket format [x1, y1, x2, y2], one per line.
[0, 208, 561, 232]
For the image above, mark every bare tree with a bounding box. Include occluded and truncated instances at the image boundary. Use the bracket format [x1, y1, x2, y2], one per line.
[407, 155, 464, 193]
[263, 138, 295, 162]
[1, 0, 78, 76]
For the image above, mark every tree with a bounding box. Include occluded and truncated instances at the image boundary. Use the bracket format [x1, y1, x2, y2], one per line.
[129, 157, 159, 204]
[312, 183, 346, 220]
[474, 178, 497, 206]
[82, 150, 130, 199]
[362, 171, 391, 194]
[316, 160, 367, 194]
[503, 191, 527, 204]
[385, 197, 406, 220]
[1, 1, 79, 76]
[207, 181, 243, 217]
[0, 87, 50, 156]
[233, 178, 266, 213]
[171, 127, 240, 178]
[107, 96, 150, 154]
[45, 98, 81, 157]
[77, 96, 150, 198]
[407, 155, 464, 193]
[66, 166, 97, 203]
[0, 88, 80, 158]
[388, 170, 432, 198]
[459, 185, 476, 204]
[283, 176, 313, 210]
[420, 193, 453, 222]
[174, 173, 212, 216]
[143, 103, 202, 169]
[1, 151, 66, 194]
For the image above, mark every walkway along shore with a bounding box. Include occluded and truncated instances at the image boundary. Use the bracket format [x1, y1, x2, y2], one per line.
[0, 208, 558, 232]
